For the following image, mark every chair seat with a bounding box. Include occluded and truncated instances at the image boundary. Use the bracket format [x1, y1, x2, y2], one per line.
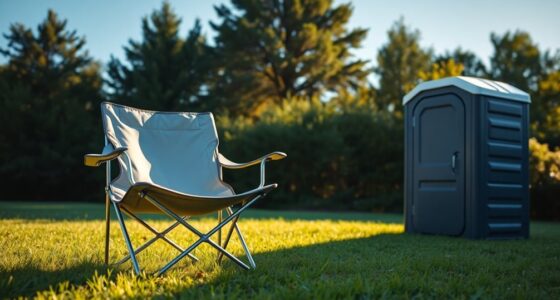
[116, 182, 278, 216]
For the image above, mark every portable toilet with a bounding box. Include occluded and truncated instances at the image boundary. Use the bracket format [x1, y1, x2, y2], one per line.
[403, 76, 530, 239]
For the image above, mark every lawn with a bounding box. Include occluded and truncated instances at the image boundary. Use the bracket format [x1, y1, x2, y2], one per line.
[0, 202, 559, 299]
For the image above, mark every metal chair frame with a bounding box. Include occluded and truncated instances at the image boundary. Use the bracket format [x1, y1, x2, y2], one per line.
[97, 137, 275, 276]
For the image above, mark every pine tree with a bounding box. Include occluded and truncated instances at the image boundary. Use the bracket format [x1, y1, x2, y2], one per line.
[210, 0, 370, 115]
[107, 2, 210, 111]
[0, 10, 103, 200]
[374, 19, 432, 118]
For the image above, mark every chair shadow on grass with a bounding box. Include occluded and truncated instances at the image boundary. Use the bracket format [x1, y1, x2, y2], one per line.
[181, 233, 411, 297]
[3, 229, 535, 298]
[177, 232, 533, 298]
[0, 261, 106, 299]
[1, 233, 412, 298]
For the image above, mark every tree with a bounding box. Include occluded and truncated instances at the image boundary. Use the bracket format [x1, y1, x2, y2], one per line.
[374, 18, 432, 117]
[435, 48, 486, 77]
[533, 68, 560, 148]
[0, 10, 103, 200]
[210, 0, 370, 115]
[107, 2, 210, 111]
[488, 31, 541, 92]
[419, 59, 464, 81]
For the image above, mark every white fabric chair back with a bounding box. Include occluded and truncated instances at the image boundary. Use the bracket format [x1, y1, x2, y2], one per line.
[101, 102, 234, 199]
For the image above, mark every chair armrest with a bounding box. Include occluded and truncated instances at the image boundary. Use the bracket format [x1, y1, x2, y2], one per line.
[84, 147, 128, 167]
[219, 151, 287, 188]
[218, 151, 287, 169]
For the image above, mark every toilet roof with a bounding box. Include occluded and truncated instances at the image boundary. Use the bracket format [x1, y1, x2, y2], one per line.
[402, 76, 531, 105]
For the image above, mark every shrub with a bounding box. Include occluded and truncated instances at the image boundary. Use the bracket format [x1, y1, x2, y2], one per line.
[529, 138, 560, 220]
[217, 98, 404, 212]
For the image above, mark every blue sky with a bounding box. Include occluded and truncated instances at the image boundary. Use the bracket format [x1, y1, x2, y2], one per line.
[1, 0, 559, 72]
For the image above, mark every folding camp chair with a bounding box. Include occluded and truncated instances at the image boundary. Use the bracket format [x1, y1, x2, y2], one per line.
[84, 102, 286, 276]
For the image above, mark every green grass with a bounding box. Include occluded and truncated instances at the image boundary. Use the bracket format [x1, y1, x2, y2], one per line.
[0, 202, 559, 299]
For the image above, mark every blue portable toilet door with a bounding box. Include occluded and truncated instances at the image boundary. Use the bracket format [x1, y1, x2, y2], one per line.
[412, 94, 466, 235]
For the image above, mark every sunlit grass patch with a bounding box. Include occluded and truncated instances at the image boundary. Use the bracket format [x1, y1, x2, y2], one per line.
[0, 203, 559, 299]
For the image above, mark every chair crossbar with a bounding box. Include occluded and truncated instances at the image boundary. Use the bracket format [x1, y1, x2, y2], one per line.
[141, 192, 261, 275]
[113, 207, 198, 266]
[113, 192, 264, 276]
[122, 207, 186, 252]
[110, 191, 264, 276]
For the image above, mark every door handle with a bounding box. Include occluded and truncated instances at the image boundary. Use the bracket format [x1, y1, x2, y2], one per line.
[451, 152, 458, 172]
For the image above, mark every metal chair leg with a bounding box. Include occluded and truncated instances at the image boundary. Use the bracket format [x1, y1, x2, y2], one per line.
[104, 194, 111, 265]
[113, 202, 141, 275]
[227, 207, 256, 269]
[217, 207, 255, 268]
[217, 213, 240, 263]
[141, 192, 262, 276]
[217, 209, 222, 260]
[107, 191, 265, 276]
[104, 158, 111, 265]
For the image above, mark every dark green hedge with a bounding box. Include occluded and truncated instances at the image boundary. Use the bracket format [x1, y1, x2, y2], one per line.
[218, 99, 404, 212]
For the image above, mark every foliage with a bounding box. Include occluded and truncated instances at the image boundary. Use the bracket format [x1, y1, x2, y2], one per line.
[210, 0, 370, 115]
[1, 203, 559, 298]
[529, 138, 560, 186]
[488, 31, 542, 92]
[1, 2, 560, 219]
[218, 97, 403, 211]
[419, 59, 464, 81]
[435, 48, 487, 77]
[106, 2, 210, 111]
[374, 18, 432, 118]
[0, 10, 103, 200]
[533, 69, 560, 148]
[218, 97, 345, 208]
[528, 138, 560, 219]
